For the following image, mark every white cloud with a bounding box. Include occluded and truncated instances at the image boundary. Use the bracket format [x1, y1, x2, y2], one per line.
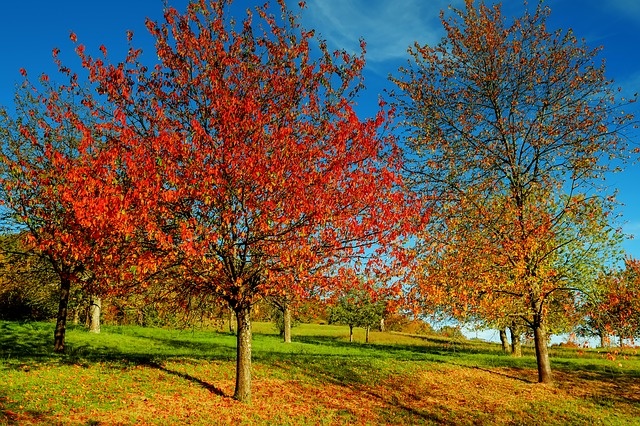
[293, 0, 460, 64]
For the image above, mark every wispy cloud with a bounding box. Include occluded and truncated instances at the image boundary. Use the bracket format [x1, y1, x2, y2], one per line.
[292, 0, 460, 64]
[616, 70, 640, 98]
[609, 0, 640, 21]
[623, 220, 640, 236]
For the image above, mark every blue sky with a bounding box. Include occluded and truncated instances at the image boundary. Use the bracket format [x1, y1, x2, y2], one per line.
[1, 0, 639, 259]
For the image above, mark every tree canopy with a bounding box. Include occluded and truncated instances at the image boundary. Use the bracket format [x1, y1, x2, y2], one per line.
[0, 0, 416, 402]
[393, 0, 635, 383]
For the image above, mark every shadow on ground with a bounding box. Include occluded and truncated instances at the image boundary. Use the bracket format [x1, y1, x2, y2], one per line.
[2, 320, 639, 414]
[0, 321, 52, 363]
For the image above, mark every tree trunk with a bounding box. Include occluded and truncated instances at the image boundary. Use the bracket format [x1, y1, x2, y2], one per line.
[88, 295, 101, 333]
[365, 326, 370, 343]
[349, 325, 354, 343]
[53, 274, 71, 353]
[533, 321, 552, 383]
[233, 305, 252, 403]
[229, 308, 235, 335]
[380, 317, 385, 332]
[509, 321, 522, 357]
[283, 302, 292, 344]
[499, 328, 509, 352]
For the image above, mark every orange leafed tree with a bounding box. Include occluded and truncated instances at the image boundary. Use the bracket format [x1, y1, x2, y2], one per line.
[58, 0, 415, 402]
[393, 0, 635, 383]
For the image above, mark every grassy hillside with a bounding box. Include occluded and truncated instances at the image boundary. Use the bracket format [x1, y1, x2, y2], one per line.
[1, 321, 638, 425]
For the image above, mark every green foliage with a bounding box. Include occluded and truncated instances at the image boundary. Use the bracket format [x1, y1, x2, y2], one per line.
[328, 290, 385, 330]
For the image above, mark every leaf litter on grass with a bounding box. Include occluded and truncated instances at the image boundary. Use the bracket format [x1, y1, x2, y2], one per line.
[2, 321, 640, 425]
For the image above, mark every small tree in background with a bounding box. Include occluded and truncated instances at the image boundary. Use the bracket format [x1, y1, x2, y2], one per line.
[581, 259, 640, 346]
[268, 294, 300, 343]
[329, 289, 385, 343]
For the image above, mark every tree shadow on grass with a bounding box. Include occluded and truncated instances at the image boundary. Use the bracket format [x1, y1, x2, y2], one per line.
[290, 334, 448, 360]
[363, 386, 462, 426]
[0, 321, 234, 401]
[0, 321, 53, 365]
[0, 321, 236, 373]
[466, 365, 535, 383]
[299, 332, 498, 352]
[265, 334, 640, 421]
[289, 334, 527, 370]
[138, 334, 236, 359]
[552, 366, 640, 407]
[144, 360, 226, 397]
[262, 348, 460, 425]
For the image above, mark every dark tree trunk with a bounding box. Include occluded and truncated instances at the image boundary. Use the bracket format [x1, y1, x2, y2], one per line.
[88, 295, 101, 333]
[233, 304, 252, 402]
[365, 326, 370, 343]
[509, 321, 522, 357]
[499, 328, 509, 352]
[283, 302, 292, 344]
[53, 274, 71, 353]
[349, 325, 354, 343]
[533, 319, 552, 383]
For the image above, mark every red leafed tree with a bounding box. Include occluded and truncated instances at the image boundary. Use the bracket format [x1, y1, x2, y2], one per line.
[603, 259, 640, 344]
[393, 0, 635, 383]
[64, 0, 413, 401]
[0, 69, 139, 352]
[582, 259, 640, 346]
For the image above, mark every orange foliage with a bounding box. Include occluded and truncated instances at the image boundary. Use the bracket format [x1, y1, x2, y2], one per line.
[394, 0, 635, 383]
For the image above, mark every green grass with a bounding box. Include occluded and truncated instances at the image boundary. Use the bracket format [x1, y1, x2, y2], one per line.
[1, 320, 639, 425]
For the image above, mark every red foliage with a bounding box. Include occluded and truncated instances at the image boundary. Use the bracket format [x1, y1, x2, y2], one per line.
[589, 258, 640, 340]
[2, 0, 421, 400]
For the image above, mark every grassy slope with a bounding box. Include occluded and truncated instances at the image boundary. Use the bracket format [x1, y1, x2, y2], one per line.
[0, 320, 638, 425]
